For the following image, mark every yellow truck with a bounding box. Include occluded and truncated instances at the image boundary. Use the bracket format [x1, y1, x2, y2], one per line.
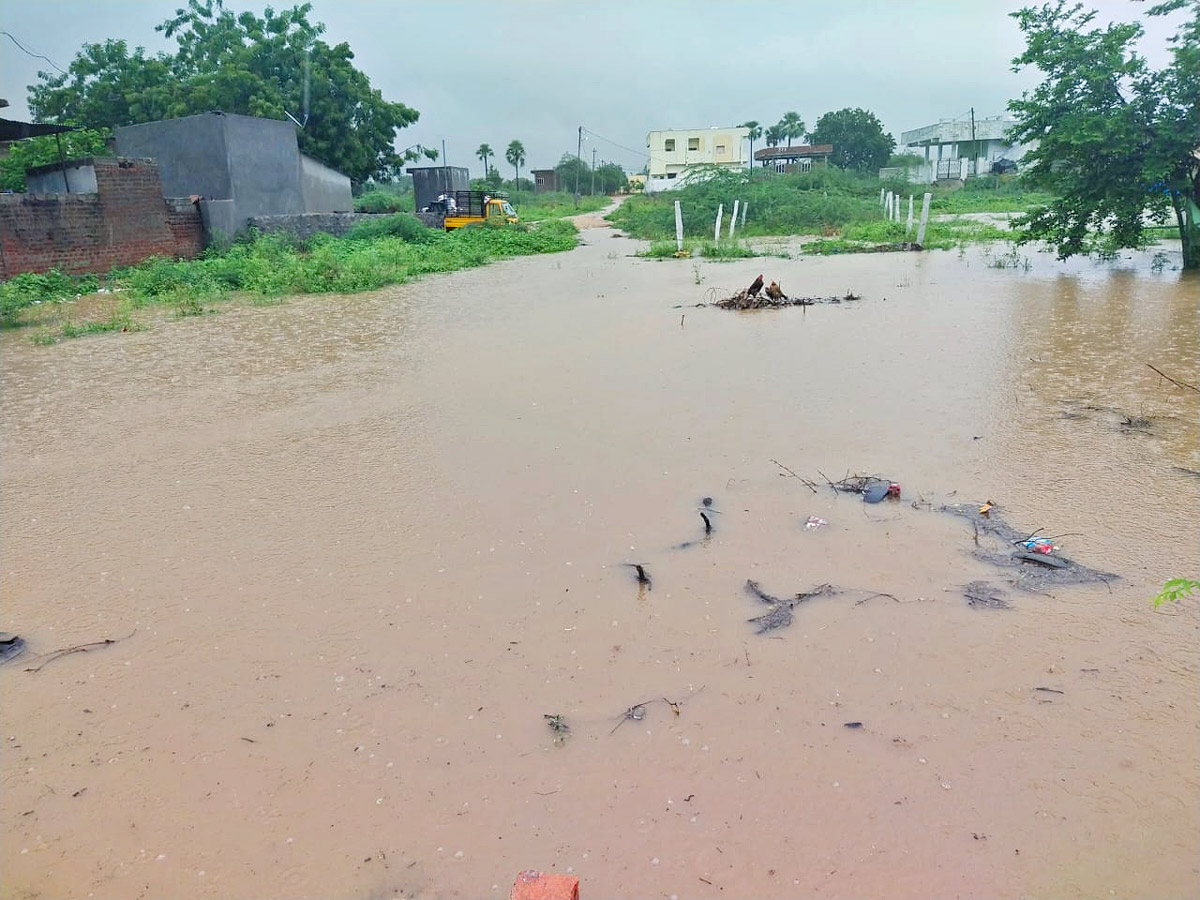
[416, 190, 519, 231]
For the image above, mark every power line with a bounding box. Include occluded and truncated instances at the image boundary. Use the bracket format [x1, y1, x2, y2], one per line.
[582, 126, 681, 171]
[1, 31, 66, 74]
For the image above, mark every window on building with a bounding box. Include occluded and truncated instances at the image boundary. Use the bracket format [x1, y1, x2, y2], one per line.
[666, 172, 677, 179]
[716, 144, 726, 155]
[664, 139, 675, 152]
[536, 175, 545, 185]
[688, 137, 700, 151]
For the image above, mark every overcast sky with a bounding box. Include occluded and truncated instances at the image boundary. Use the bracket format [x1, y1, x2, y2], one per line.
[0, 0, 1181, 176]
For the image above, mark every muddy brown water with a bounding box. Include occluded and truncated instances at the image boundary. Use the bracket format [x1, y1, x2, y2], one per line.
[2, 216, 1198, 900]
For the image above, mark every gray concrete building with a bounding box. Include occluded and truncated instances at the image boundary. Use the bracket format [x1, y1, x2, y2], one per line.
[115, 112, 353, 237]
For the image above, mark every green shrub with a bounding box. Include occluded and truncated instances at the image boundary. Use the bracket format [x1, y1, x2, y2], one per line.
[354, 189, 414, 213]
[0, 270, 99, 319]
[344, 214, 436, 243]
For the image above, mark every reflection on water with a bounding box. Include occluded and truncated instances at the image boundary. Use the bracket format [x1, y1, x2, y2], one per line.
[2, 232, 1197, 900]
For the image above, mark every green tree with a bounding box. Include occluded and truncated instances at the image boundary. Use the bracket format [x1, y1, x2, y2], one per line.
[476, 143, 493, 178]
[555, 152, 589, 194]
[0, 128, 112, 191]
[1008, 0, 1200, 268]
[741, 120, 762, 168]
[777, 111, 805, 148]
[28, 0, 421, 187]
[505, 139, 526, 184]
[809, 107, 896, 172]
[764, 124, 783, 148]
[595, 161, 628, 194]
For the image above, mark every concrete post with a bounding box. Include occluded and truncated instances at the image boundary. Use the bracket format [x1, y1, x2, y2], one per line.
[906, 195, 914, 233]
[916, 192, 932, 246]
[674, 200, 683, 251]
[741, 202, 747, 226]
[729, 200, 739, 238]
[714, 203, 723, 242]
[880, 187, 886, 206]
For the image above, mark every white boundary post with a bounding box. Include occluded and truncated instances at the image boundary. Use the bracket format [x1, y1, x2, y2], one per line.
[674, 200, 683, 251]
[729, 200, 739, 238]
[917, 192, 932, 245]
[906, 195, 914, 233]
[714, 203, 723, 242]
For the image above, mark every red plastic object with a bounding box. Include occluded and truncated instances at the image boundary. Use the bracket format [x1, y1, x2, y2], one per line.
[511, 870, 580, 900]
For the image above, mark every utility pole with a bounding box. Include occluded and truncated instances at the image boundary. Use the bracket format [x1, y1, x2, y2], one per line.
[442, 139, 447, 166]
[591, 147, 597, 195]
[969, 107, 976, 172]
[575, 125, 583, 204]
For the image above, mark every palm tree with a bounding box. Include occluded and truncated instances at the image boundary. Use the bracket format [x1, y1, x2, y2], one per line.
[741, 120, 762, 170]
[764, 125, 783, 148]
[476, 143, 493, 178]
[505, 140, 526, 186]
[778, 111, 805, 148]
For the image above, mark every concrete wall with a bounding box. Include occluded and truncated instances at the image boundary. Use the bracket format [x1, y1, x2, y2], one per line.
[114, 113, 354, 236]
[116, 114, 232, 200]
[299, 154, 353, 213]
[247, 212, 401, 241]
[25, 160, 99, 194]
[0, 158, 203, 278]
[224, 114, 304, 219]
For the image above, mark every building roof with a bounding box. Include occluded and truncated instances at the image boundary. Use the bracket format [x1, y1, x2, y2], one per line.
[0, 117, 77, 142]
[901, 116, 1015, 146]
[754, 145, 834, 161]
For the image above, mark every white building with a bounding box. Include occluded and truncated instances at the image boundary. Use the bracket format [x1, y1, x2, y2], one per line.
[898, 114, 1030, 182]
[644, 126, 749, 192]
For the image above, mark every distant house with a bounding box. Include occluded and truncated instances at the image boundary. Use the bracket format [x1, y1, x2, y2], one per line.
[114, 111, 352, 237]
[899, 115, 1028, 182]
[754, 145, 834, 173]
[644, 126, 749, 192]
[531, 168, 561, 193]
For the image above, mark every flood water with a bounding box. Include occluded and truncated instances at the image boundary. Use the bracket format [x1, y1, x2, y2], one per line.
[2, 216, 1198, 900]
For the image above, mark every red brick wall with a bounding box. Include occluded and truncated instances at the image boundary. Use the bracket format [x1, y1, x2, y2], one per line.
[0, 158, 204, 279]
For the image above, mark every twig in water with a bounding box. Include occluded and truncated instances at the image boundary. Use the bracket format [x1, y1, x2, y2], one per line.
[853, 591, 901, 607]
[1146, 363, 1200, 393]
[24, 629, 136, 673]
[770, 458, 818, 493]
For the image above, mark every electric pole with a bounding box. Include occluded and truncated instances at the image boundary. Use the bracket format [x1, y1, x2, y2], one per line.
[591, 147, 597, 195]
[575, 126, 583, 204]
[969, 107, 975, 170]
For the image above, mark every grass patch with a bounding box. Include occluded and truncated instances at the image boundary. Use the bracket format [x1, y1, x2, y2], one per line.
[930, 176, 1053, 214]
[509, 191, 608, 222]
[636, 237, 762, 260]
[3, 219, 579, 342]
[804, 217, 1014, 255]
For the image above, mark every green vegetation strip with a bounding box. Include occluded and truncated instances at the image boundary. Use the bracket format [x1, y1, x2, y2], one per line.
[610, 167, 1049, 250]
[2, 218, 578, 343]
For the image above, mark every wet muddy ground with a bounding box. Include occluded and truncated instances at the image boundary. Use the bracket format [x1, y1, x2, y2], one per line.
[2, 213, 1198, 900]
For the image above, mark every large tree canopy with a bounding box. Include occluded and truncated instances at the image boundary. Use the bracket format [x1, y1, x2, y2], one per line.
[1008, 0, 1200, 268]
[808, 108, 895, 173]
[27, 0, 421, 186]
